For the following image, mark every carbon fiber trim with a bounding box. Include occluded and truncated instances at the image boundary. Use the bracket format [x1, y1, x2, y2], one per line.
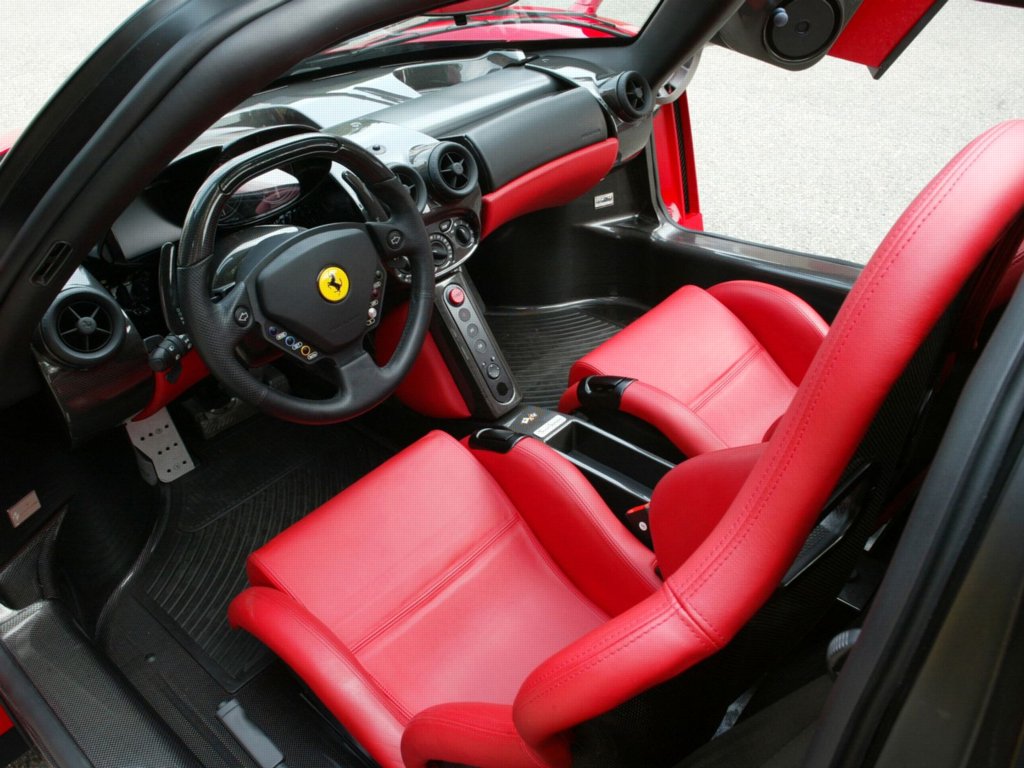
[0, 601, 200, 767]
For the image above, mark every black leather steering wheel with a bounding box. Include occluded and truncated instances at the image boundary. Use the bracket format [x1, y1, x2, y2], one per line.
[177, 133, 433, 424]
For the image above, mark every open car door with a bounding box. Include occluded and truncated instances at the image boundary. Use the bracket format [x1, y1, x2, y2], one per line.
[827, 0, 948, 77]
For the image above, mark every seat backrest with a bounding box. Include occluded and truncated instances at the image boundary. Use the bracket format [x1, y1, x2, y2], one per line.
[511, 121, 1024, 760]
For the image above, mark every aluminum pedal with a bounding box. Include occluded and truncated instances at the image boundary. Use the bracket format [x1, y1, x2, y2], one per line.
[125, 408, 195, 483]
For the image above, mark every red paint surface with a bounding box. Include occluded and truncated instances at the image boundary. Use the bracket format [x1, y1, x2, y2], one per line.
[677, 94, 703, 230]
[0, 130, 19, 160]
[133, 350, 208, 421]
[480, 138, 618, 238]
[652, 96, 702, 230]
[829, 0, 939, 68]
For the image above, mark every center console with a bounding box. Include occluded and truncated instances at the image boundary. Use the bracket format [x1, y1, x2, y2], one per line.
[431, 270, 521, 419]
[502, 405, 676, 547]
[422, 270, 672, 545]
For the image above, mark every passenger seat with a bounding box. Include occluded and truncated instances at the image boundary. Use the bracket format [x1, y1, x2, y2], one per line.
[558, 280, 829, 457]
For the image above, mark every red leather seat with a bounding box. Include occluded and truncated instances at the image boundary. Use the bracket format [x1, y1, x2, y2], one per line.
[229, 121, 1024, 768]
[559, 280, 830, 456]
[230, 430, 661, 767]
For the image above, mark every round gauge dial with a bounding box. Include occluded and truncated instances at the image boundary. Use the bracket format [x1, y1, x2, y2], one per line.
[429, 233, 455, 268]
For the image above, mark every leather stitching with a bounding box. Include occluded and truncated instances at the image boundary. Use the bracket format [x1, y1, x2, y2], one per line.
[663, 582, 725, 648]
[713, 281, 829, 337]
[511, 515, 613, 624]
[680, 121, 1009, 591]
[518, 597, 715, 713]
[517, 440, 661, 597]
[521, 600, 673, 689]
[672, 123, 1013, 640]
[406, 714, 551, 768]
[242, 588, 412, 723]
[682, 123, 1008, 595]
[711, 282, 828, 384]
[626, 385, 729, 452]
[350, 515, 520, 653]
[687, 345, 761, 413]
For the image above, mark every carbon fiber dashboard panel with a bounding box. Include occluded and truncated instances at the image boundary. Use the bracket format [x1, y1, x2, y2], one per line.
[0, 601, 200, 767]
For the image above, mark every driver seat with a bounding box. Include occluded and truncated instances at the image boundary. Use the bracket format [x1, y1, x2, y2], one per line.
[229, 121, 1024, 768]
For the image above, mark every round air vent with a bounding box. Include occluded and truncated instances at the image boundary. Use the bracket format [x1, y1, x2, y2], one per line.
[40, 287, 126, 368]
[426, 142, 479, 200]
[601, 71, 654, 122]
[389, 162, 428, 211]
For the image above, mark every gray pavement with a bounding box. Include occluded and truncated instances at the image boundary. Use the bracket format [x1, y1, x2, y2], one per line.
[688, 0, 1024, 263]
[0, 1, 1021, 264]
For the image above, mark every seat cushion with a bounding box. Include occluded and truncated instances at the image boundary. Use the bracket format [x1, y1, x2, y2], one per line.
[231, 431, 608, 766]
[568, 285, 802, 448]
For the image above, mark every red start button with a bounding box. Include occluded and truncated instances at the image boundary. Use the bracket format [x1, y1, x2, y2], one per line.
[447, 286, 466, 307]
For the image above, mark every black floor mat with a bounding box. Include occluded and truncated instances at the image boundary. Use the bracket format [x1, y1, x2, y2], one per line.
[103, 594, 371, 768]
[135, 417, 394, 690]
[487, 301, 643, 408]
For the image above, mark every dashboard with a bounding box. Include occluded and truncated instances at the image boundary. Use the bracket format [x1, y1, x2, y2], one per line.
[33, 49, 657, 440]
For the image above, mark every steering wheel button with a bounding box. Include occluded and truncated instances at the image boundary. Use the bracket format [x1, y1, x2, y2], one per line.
[458, 308, 471, 322]
[486, 364, 501, 380]
[447, 286, 466, 307]
[367, 307, 378, 320]
[466, 323, 479, 338]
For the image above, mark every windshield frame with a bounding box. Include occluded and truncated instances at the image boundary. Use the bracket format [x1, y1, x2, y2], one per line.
[288, 2, 661, 79]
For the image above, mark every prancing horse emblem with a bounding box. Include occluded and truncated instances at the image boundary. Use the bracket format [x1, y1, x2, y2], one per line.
[317, 266, 350, 303]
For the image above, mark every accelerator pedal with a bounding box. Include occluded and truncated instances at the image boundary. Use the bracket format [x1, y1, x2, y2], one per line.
[125, 407, 195, 483]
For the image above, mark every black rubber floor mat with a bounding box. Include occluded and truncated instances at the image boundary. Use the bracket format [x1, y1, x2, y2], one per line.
[137, 418, 393, 691]
[487, 302, 642, 408]
[103, 594, 368, 768]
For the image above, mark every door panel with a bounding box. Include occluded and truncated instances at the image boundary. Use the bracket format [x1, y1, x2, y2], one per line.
[829, 0, 947, 77]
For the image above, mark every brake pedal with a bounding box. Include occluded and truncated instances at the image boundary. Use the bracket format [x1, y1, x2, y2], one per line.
[125, 408, 196, 484]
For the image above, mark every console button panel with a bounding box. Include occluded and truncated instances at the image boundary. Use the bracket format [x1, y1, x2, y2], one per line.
[262, 268, 385, 364]
[436, 274, 518, 416]
[388, 215, 479, 284]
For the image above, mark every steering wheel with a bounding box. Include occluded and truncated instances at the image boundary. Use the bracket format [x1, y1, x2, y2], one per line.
[176, 133, 433, 424]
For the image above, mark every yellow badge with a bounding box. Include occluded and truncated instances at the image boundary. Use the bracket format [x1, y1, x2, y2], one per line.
[317, 266, 349, 303]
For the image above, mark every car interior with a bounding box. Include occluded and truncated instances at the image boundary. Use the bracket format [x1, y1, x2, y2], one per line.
[0, 1, 1022, 767]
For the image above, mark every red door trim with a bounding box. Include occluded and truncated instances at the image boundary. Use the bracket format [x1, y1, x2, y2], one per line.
[652, 95, 702, 230]
[480, 138, 619, 238]
[829, 0, 946, 77]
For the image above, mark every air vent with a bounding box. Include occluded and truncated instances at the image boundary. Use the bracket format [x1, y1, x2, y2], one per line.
[601, 71, 654, 122]
[389, 162, 428, 211]
[40, 287, 126, 368]
[31, 242, 74, 286]
[426, 142, 479, 200]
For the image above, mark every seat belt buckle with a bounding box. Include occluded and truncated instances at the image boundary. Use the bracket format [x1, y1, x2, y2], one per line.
[624, 502, 653, 549]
